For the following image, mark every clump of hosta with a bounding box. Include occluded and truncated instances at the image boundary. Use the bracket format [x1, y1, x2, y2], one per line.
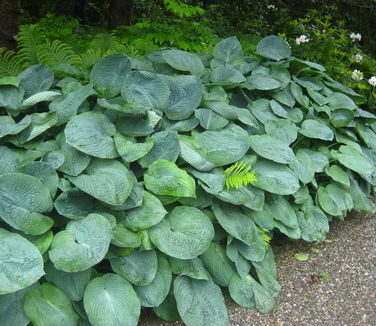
[0, 35, 375, 326]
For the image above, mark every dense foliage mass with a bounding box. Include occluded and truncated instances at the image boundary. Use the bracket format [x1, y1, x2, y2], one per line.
[0, 36, 375, 326]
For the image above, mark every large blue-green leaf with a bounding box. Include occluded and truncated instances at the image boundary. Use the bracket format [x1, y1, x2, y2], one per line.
[317, 183, 353, 216]
[83, 273, 140, 326]
[110, 249, 158, 286]
[24, 283, 79, 326]
[45, 262, 92, 301]
[249, 134, 296, 164]
[18, 64, 54, 98]
[213, 36, 243, 63]
[135, 253, 172, 307]
[0, 173, 53, 235]
[149, 206, 214, 259]
[90, 53, 131, 98]
[253, 159, 300, 195]
[69, 158, 133, 205]
[144, 160, 195, 197]
[49, 214, 112, 272]
[162, 49, 205, 76]
[174, 276, 229, 326]
[256, 36, 291, 61]
[164, 75, 202, 120]
[0, 229, 44, 294]
[229, 274, 275, 313]
[121, 71, 170, 109]
[65, 112, 118, 159]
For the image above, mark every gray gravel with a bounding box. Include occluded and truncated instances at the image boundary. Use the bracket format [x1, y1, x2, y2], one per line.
[140, 209, 376, 326]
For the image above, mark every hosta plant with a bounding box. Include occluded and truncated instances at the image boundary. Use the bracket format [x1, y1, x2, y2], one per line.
[0, 35, 375, 326]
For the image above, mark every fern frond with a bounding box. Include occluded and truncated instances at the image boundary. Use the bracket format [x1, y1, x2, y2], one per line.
[90, 33, 121, 55]
[79, 48, 103, 71]
[258, 227, 272, 246]
[38, 40, 81, 67]
[104, 44, 140, 58]
[163, 0, 205, 18]
[0, 48, 25, 77]
[225, 161, 257, 190]
[17, 24, 44, 65]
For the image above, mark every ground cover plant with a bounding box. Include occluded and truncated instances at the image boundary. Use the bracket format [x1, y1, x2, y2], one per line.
[0, 35, 375, 326]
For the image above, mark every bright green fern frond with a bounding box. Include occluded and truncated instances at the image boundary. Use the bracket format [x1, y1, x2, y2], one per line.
[163, 0, 205, 18]
[258, 227, 272, 247]
[79, 48, 103, 71]
[37, 40, 81, 67]
[104, 44, 140, 58]
[90, 33, 121, 55]
[0, 48, 25, 77]
[225, 161, 257, 190]
[17, 24, 45, 65]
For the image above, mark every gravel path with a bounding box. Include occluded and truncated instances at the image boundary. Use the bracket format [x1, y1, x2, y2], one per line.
[140, 209, 376, 326]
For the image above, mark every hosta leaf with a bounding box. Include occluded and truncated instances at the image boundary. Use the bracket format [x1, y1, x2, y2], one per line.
[69, 158, 133, 205]
[347, 173, 376, 213]
[245, 75, 282, 90]
[325, 165, 350, 187]
[90, 53, 131, 98]
[264, 119, 298, 144]
[0, 229, 44, 294]
[297, 206, 329, 242]
[229, 274, 275, 313]
[18, 112, 58, 143]
[164, 75, 202, 120]
[174, 276, 229, 326]
[50, 83, 93, 125]
[210, 66, 246, 85]
[253, 159, 300, 195]
[83, 273, 140, 326]
[144, 160, 195, 197]
[299, 119, 334, 141]
[331, 145, 374, 175]
[317, 183, 353, 216]
[54, 189, 94, 220]
[256, 35, 291, 61]
[251, 246, 280, 297]
[0, 85, 24, 112]
[0, 115, 31, 138]
[16, 161, 58, 197]
[18, 64, 54, 98]
[169, 257, 211, 280]
[0, 283, 39, 326]
[162, 49, 205, 76]
[114, 134, 154, 163]
[194, 125, 250, 167]
[0, 173, 53, 235]
[213, 202, 266, 247]
[149, 206, 214, 259]
[269, 99, 303, 123]
[200, 242, 235, 287]
[111, 224, 142, 248]
[65, 112, 118, 159]
[110, 249, 158, 286]
[249, 134, 296, 164]
[153, 291, 180, 322]
[121, 71, 170, 109]
[213, 36, 243, 63]
[250, 98, 279, 124]
[49, 214, 112, 272]
[194, 108, 229, 131]
[139, 131, 180, 168]
[135, 253, 172, 307]
[22, 90, 60, 107]
[24, 283, 79, 326]
[125, 192, 167, 230]
[57, 134, 91, 177]
[45, 262, 92, 301]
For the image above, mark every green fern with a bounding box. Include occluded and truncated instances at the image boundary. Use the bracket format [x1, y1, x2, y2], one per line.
[225, 161, 257, 190]
[258, 227, 272, 246]
[90, 33, 121, 55]
[163, 0, 204, 18]
[38, 40, 81, 67]
[0, 48, 25, 77]
[79, 48, 103, 71]
[17, 24, 44, 65]
[105, 44, 140, 58]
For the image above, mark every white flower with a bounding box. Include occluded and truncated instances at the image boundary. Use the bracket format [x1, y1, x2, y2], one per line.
[354, 54, 363, 63]
[351, 69, 364, 82]
[267, 4, 276, 10]
[295, 35, 310, 45]
[350, 32, 362, 41]
[368, 76, 376, 87]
